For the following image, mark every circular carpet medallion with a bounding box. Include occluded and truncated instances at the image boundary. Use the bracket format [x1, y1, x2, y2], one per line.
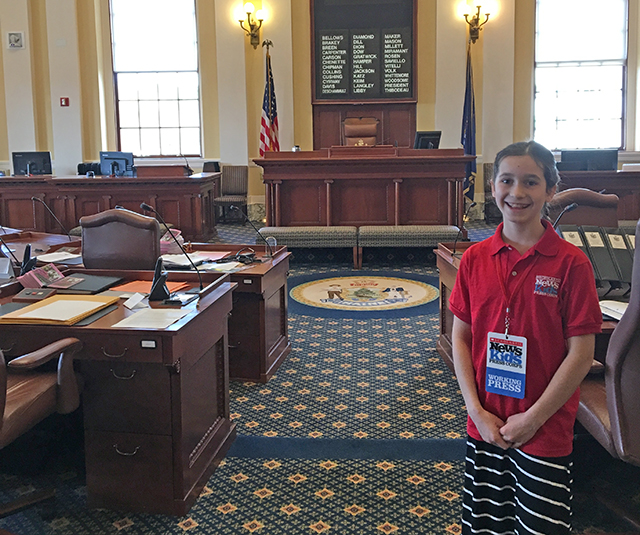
[288, 271, 439, 318]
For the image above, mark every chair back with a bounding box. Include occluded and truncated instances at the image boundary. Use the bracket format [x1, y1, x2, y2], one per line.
[81, 208, 161, 270]
[606, 218, 640, 465]
[549, 187, 619, 227]
[221, 165, 248, 196]
[202, 161, 220, 173]
[342, 117, 379, 146]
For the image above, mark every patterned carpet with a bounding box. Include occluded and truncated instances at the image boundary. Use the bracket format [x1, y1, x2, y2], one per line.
[0, 221, 637, 534]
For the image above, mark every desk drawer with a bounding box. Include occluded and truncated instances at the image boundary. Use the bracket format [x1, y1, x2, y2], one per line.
[81, 361, 172, 435]
[85, 430, 174, 514]
[79, 333, 164, 363]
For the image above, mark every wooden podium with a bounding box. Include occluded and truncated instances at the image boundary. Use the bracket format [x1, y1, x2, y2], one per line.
[254, 147, 475, 229]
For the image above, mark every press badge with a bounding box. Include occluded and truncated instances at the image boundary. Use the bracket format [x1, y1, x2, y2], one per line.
[485, 332, 527, 399]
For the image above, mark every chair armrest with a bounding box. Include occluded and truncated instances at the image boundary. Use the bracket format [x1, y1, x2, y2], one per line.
[7, 338, 83, 415]
[7, 338, 82, 371]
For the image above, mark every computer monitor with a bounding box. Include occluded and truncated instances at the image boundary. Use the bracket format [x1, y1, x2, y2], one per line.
[413, 131, 442, 150]
[100, 151, 135, 177]
[12, 151, 52, 176]
[558, 149, 618, 171]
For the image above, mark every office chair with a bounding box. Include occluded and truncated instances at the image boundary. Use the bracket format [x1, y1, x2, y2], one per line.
[342, 117, 379, 146]
[80, 208, 161, 270]
[213, 165, 248, 224]
[548, 187, 619, 228]
[577, 217, 640, 466]
[0, 338, 83, 518]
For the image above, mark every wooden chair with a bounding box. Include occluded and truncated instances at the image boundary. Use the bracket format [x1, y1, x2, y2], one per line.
[342, 117, 379, 146]
[214, 165, 248, 224]
[80, 208, 161, 270]
[0, 338, 83, 518]
[548, 187, 619, 228]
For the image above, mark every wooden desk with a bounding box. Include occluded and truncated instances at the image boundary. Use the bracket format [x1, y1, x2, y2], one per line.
[434, 242, 616, 374]
[0, 270, 236, 515]
[188, 244, 292, 383]
[559, 170, 640, 221]
[0, 230, 80, 262]
[254, 147, 474, 230]
[0, 173, 220, 241]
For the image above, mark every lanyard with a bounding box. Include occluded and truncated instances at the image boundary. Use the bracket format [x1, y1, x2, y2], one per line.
[493, 251, 540, 338]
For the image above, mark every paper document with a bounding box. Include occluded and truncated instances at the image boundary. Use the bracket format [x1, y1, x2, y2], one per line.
[600, 300, 628, 320]
[20, 299, 110, 322]
[161, 252, 232, 268]
[112, 308, 189, 329]
[36, 251, 82, 263]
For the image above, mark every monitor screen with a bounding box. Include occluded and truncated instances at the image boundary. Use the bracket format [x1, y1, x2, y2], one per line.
[559, 149, 618, 171]
[100, 151, 135, 177]
[12, 151, 52, 176]
[413, 131, 441, 149]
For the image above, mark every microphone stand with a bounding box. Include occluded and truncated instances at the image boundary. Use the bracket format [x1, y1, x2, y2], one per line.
[0, 234, 21, 265]
[140, 202, 204, 293]
[31, 197, 73, 241]
[229, 205, 273, 259]
[552, 202, 578, 229]
[452, 201, 477, 256]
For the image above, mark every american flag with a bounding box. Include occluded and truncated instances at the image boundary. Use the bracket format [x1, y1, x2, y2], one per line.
[461, 43, 476, 200]
[259, 51, 279, 156]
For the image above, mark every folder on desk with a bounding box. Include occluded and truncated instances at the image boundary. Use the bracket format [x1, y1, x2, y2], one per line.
[48, 274, 123, 294]
[0, 294, 119, 325]
[111, 279, 190, 294]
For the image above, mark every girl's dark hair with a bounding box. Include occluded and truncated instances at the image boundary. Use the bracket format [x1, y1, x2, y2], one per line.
[493, 141, 559, 191]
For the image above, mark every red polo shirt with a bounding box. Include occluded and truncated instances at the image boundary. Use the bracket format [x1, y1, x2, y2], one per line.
[449, 220, 602, 456]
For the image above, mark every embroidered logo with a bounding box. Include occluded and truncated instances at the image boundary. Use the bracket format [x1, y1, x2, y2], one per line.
[534, 275, 560, 298]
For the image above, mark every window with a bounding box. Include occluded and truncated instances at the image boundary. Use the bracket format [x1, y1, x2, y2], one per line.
[110, 0, 201, 157]
[534, 0, 627, 150]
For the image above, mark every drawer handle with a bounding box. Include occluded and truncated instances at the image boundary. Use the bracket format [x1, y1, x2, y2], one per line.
[102, 347, 128, 358]
[110, 369, 136, 380]
[114, 445, 139, 456]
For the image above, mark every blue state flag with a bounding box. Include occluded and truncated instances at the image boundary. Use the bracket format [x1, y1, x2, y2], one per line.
[461, 45, 476, 201]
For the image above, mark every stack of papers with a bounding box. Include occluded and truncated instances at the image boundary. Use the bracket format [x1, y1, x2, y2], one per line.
[0, 295, 119, 325]
[600, 300, 628, 320]
[36, 251, 83, 264]
[161, 251, 232, 268]
[111, 280, 190, 294]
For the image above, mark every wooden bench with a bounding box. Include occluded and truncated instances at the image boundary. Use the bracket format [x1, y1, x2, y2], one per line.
[357, 225, 460, 268]
[257, 225, 461, 269]
[257, 226, 359, 268]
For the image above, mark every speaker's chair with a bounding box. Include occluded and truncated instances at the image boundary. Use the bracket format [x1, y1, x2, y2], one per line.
[342, 117, 379, 146]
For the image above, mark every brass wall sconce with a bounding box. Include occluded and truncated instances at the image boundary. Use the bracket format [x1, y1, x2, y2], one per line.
[464, 5, 490, 44]
[238, 3, 264, 49]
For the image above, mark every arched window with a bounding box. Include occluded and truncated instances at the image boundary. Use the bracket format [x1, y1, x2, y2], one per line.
[110, 0, 201, 157]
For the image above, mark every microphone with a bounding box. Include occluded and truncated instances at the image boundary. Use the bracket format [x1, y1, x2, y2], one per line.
[452, 201, 477, 256]
[553, 202, 578, 229]
[31, 197, 72, 241]
[181, 155, 193, 176]
[140, 202, 203, 291]
[0, 234, 21, 265]
[229, 205, 273, 259]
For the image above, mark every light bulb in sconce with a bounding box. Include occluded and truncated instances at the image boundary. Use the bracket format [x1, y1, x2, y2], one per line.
[255, 9, 265, 21]
[243, 2, 255, 14]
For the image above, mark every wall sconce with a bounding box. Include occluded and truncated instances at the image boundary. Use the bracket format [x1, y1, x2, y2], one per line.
[238, 3, 264, 49]
[464, 5, 490, 44]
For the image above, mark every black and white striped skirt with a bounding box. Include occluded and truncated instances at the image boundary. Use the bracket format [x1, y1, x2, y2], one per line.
[462, 437, 573, 535]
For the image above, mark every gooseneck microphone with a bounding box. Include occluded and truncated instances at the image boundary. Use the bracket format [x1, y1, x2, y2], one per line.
[0, 234, 21, 265]
[552, 202, 578, 229]
[229, 205, 273, 259]
[452, 201, 477, 256]
[140, 202, 203, 291]
[31, 197, 72, 241]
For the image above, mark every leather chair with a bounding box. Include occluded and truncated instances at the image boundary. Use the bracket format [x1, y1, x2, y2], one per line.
[80, 208, 161, 270]
[213, 165, 248, 224]
[577, 218, 640, 466]
[342, 117, 379, 146]
[0, 338, 83, 517]
[548, 187, 619, 228]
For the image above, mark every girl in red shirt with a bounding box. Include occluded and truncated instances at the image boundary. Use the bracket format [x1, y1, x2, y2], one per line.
[449, 141, 602, 534]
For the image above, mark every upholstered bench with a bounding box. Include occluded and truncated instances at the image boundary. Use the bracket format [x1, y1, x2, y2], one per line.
[357, 225, 460, 268]
[257, 226, 359, 268]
